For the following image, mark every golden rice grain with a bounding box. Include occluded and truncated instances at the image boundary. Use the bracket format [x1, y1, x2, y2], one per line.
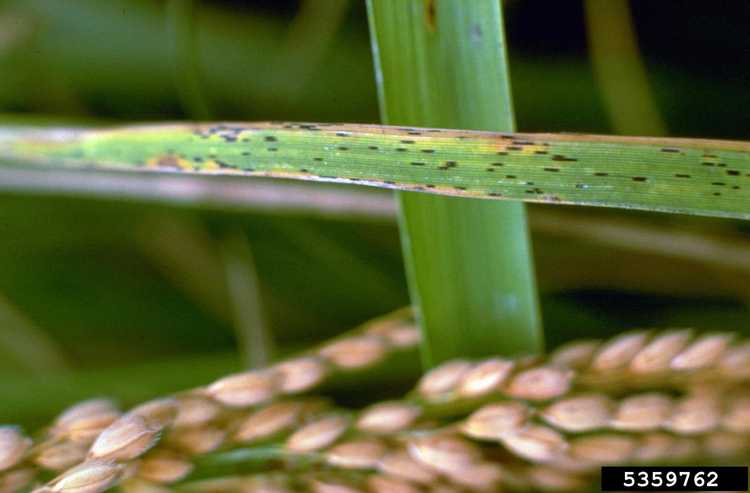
[356, 402, 421, 434]
[723, 395, 750, 432]
[544, 454, 592, 474]
[525, 465, 587, 492]
[0, 427, 30, 472]
[46, 461, 124, 493]
[540, 394, 611, 432]
[407, 434, 480, 475]
[629, 330, 692, 374]
[234, 401, 303, 443]
[33, 441, 87, 471]
[417, 360, 472, 398]
[590, 332, 649, 371]
[128, 398, 178, 429]
[186, 476, 291, 493]
[173, 397, 221, 428]
[325, 439, 386, 469]
[666, 395, 720, 434]
[378, 451, 438, 484]
[167, 427, 226, 455]
[88, 414, 160, 462]
[548, 340, 600, 369]
[500, 425, 567, 463]
[461, 401, 529, 440]
[504, 366, 572, 401]
[456, 358, 514, 398]
[318, 336, 387, 369]
[367, 475, 420, 493]
[670, 333, 733, 370]
[0, 467, 35, 493]
[719, 343, 750, 378]
[632, 433, 675, 462]
[285, 415, 349, 453]
[206, 370, 278, 408]
[272, 357, 329, 394]
[445, 462, 503, 491]
[611, 393, 672, 431]
[136, 450, 193, 483]
[569, 434, 636, 465]
[366, 320, 421, 348]
[308, 478, 364, 493]
[52, 399, 121, 445]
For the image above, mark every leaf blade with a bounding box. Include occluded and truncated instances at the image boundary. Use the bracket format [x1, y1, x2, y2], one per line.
[1, 122, 749, 219]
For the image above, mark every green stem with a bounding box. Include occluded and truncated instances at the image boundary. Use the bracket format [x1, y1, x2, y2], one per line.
[365, 0, 543, 366]
[584, 0, 666, 136]
[220, 230, 274, 369]
[166, 0, 213, 119]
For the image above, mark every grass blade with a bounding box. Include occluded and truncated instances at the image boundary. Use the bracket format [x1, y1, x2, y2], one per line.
[220, 230, 274, 369]
[166, 0, 213, 119]
[584, 0, 665, 136]
[0, 294, 69, 375]
[1, 123, 750, 219]
[0, 165, 396, 219]
[366, 0, 542, 365]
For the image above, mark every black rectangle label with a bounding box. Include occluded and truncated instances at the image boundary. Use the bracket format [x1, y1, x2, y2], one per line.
[601, 466, 748, 491]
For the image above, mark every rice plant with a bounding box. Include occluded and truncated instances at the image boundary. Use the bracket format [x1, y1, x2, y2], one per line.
[0, 1, 748, 492]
